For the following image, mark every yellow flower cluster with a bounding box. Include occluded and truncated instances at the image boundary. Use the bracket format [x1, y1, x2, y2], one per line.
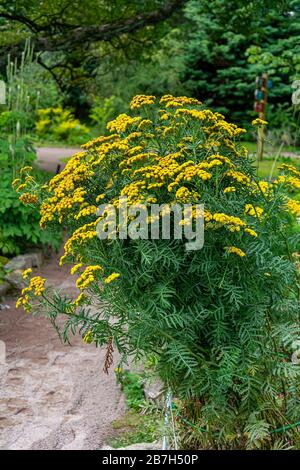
[37, 151, 96, 226]
[16, 276, 46, 310]
[275, 165, 300, 194]
[16, 294, 31, 311]
[244, 228, 258, 237]
[173, 107, 246, 138]
[18, 94, 255, 242]
[70, 263, 83, 275]
[273, 175, 286, 185]
[286, 199, 300, 216]
[175, 107, 217, 123]
[245, 204, 264, 219]
[22, 268, 32, 279]
[252, 118, 268, 126]
[211, 121, 246, 137]
[81, 134, 119, 150]
[257, 181, 272, 194]
[130, 95, 156, 110]
[107, 113, 141, 133]
[138, 119, 153, 129]
[74, 292, 86, 306]
[20, 166, 33, 175]
[29, 276, 46, 295]
[120, 181, 147, 204]
[60, 222, 98, 263]
[76, 265, 103, 290]
[286, 177, 300, 190]
[96, 193, 106, 203]
[226, 170, 250, 184]
[83, 330, 94, 343]
[160, 95, 202, 107]
[19, 193, 38, 204]
[17, 94, 284, 298]
[15, 183, 27, 192]
[41, 186, 87, 226]
[225, 246, 246, 257]
[175, 186, 200, 203]
[212, 213, 246, 231]
[278, 163, 300, 178]
[120, 152, 157, 169]
[224, 186, 236, 194]
[74, 205, 97, 220]
[104, 272, 120, 284]
[12, 178, 21, 189]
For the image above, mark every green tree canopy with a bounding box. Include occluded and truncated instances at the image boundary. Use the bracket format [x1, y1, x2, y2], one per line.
[0, 0, 186, 108]
[181, 0, 299, 124]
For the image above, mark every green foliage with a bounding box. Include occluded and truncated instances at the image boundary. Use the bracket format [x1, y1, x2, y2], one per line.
[108, 411, 161, 449]
[0, 41, 62, 255]
[116, 370, 146, 412]
[0, 139, 61, 255]
[247, 1, 300, 80]
[180, 0, 298, 125]
[89, 96, 124, 136]
[35, 107, 90, 144]
[0, 0, 298, 129]
[0, 255, 8, 284]
[108, 369, 162, 448]
[0, 110, 33, 133]
[0, 0, 183, 113]
[92, 28, 187, 106]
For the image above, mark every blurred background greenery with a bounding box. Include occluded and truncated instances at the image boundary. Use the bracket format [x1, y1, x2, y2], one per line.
[0, 0, 300, 256]
[0, 0, 299, 141]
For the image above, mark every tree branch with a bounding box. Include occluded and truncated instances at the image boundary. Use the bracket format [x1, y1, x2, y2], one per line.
[0, 0, 186, 53]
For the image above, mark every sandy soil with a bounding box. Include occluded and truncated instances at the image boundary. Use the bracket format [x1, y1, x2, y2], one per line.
[0, 255, 125, 450]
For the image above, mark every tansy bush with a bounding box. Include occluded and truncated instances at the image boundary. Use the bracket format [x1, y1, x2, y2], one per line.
[16, 95, 300, 449]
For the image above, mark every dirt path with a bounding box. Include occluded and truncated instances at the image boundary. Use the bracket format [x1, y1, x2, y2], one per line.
[0, 255, 125, 450]
[36, 147, 80, 173]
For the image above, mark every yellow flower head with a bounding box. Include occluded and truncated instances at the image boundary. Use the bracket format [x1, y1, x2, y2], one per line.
[70, 263, 83, 275]
[74, 292, 86, 306]
[225, 246, 246, 257]
[130, 95, 156, 110]
[20, 166, 33, 175]
[252, 118, 268, 127]
[244, 228, 258, 237]
[104, 272, 120, 284]
[83, 330, 94, 344]
[19, 193, 38, 205]
[224, 186, 236, 194]
[286, 199, 300, 217]
[22, 268, 32, 280]
[245, 204, 264, 219]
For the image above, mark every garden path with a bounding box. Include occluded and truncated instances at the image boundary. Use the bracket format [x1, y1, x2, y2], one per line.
[0, 254, 125, 449]
[36, 147, 81, 173]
